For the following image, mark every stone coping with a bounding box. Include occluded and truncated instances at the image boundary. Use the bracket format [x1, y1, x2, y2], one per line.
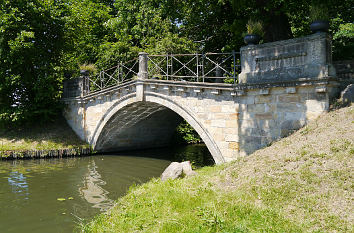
[62, 77, 339, 102]
[240, 32, 329, 51]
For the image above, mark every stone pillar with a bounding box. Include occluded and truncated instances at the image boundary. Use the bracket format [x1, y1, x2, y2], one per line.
[135, 80, 145, 102]
[63, 77, 86, 98]
[138, 52, 149, 79]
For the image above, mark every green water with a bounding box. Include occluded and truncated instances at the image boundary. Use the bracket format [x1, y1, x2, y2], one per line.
[0, 145, 213, 233]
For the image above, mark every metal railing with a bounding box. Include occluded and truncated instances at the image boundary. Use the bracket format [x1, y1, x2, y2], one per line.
[84, 58, 139, 93]
[147, 52, 240, 83]
[80, 51, 240, 96]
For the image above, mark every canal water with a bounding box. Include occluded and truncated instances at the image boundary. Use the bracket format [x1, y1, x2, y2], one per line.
[0, 145, 213, 233]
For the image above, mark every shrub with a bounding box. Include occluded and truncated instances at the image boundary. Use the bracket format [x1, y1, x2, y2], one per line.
[246, 20, 264, 36]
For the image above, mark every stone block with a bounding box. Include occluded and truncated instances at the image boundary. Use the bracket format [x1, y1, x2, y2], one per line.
[286, 87, 297, 94]
[239, 119, 258, 129]
[284, 112, 306, 121]
[277, 95, 300, 103]
[305, 100, 328, 112]
[225, 134, 239, 142]
[221, 105, 237, 113]
[235, 104, 246, 112]
[218, 142, 230, 150]
[211, 120, 226, 127]
[238, 96, 255, 104]
[280, 119, 305, 130]
[239, 136, 262, 154]
[276, 103, 304, 112]
[223, 128, 238, 135]
[210, 105, 222, 112]
[238, 112, 253, 120]
[254, 113, 273, 120]
[258, 119, 276, 129]
[213, 132, 225, 141]
[204, 120, 211, 125]
[228, 113, 239, 120]
[228, 142, 239, 150]
[211, 113, 226, 120]
[270, 87, 286, 95]
[255, 95, 272, 104]
[226, 119, 238, 128]
[247, 103, 268, 113]
[259, 89, 270, 95]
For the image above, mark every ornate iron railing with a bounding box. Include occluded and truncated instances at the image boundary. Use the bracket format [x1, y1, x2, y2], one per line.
[147, 52, 240, 83]
[84, 58, 139, 93]
[80, 51, 240, 96]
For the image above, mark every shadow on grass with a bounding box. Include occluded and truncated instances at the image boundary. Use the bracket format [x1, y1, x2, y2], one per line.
[0, 116, 88, 151]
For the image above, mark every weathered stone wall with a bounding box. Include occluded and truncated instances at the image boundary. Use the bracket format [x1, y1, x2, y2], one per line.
[239, 33, 335, 84]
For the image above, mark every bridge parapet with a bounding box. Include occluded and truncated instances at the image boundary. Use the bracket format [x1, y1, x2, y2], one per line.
[239, 32, 336, 84]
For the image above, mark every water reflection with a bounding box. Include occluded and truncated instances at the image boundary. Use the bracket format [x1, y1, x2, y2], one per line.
[79, 160, 114, 211]
[8, 171, 29, 198]
[0, 145, 213, 233]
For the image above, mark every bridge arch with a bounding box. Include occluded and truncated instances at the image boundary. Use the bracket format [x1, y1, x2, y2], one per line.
[90, 92, 225, 164]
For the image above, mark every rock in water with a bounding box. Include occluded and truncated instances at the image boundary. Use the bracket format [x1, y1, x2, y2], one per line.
[161, 161, 196, 181]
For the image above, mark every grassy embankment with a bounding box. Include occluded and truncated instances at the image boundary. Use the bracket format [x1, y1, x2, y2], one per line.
[0, 117, 89, 152]
[82, 105, 353, 232]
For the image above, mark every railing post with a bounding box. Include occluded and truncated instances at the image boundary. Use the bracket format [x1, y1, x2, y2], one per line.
[138, 52, 149, 79]
[232, 50, 236, 84]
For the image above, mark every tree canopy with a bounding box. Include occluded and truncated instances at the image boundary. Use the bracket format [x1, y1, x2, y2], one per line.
[0, 0, 353, 126]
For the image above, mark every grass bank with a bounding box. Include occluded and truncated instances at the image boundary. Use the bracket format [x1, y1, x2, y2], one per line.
[0, 117, 89, 157]
[82, 105, 354, 232]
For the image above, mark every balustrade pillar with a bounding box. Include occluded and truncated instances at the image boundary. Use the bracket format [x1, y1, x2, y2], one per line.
[138, 52, 148, 79]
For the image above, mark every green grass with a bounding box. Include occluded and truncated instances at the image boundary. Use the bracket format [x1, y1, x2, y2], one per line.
[0, 117, 89, 151]
[81, 171, 302, 232]
[81, 105, 353, 233]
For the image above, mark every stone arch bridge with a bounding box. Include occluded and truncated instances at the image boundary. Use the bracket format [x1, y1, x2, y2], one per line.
[63, 33, 339, 164]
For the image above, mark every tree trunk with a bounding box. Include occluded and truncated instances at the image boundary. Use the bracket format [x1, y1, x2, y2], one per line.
[264, 11, 293, 42]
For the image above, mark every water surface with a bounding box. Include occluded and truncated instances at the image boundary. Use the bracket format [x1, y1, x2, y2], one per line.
[0, 145, 213, 233]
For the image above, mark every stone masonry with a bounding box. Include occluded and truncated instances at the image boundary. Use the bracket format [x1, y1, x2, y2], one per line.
[63, 33, 339, 164]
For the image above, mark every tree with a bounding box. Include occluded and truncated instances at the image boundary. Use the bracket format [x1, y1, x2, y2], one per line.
[0, 0, 111, 126]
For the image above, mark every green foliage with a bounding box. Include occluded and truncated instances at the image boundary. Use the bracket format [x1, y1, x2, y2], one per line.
[332, 22, 354, 60]
[309, 4, 329, 21]
[174, 121, 202, 145]
[79, 63, 98, 75]
[246, 20, 264, 36]
[0, 0, 111, 126]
